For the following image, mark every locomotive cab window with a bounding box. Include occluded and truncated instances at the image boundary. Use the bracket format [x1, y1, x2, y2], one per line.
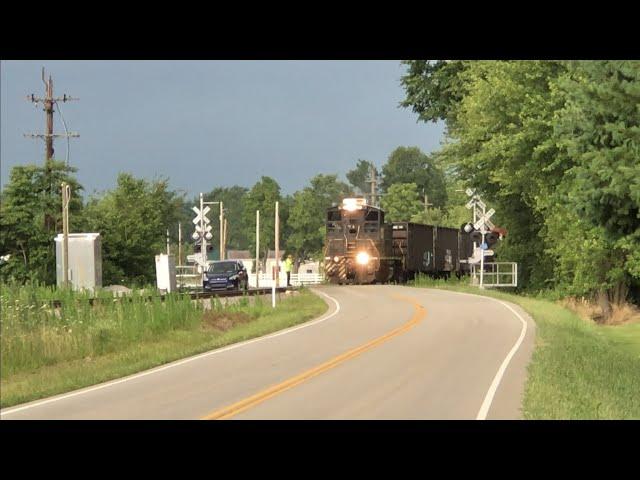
[327, 211, 342, 221]
[365, 210, 379, 222]
[327, 210, 343, 233]
[364, 209, 380, 233]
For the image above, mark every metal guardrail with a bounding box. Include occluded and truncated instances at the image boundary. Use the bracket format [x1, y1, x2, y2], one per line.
[470, 262, 518, 288]
[176, 265, 201, 289]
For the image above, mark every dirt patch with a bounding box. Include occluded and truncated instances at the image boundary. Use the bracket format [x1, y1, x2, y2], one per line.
[201, 310, 252, 332]
[559, 297, 640, 326]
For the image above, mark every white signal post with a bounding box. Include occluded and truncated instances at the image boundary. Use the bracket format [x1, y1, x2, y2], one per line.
[219, 201, 225, 261]
[256, 210, 260, 289]
[273, 201, 279, 308]
[61, 182, 71, 288]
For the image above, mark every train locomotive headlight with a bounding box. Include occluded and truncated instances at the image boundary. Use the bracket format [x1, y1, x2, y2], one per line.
[333, 256, 340, 263]
[356, 251, 370, 265]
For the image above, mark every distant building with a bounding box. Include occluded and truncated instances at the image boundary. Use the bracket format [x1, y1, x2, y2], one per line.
[226, 250, 253, 273]
[298, 260, 320, 274]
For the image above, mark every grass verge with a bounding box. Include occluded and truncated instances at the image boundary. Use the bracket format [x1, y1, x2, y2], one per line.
[0, 288, 327, 409]
[410, 276, 640, 419]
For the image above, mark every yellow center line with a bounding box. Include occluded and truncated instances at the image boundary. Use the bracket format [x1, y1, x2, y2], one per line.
[202, 294, 426, 420]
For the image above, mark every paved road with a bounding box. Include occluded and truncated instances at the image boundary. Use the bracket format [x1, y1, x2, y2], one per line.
[1, 285, 535, 420]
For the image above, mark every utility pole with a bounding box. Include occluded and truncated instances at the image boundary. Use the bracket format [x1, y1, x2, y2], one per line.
[166, 229, 170, 255]
[256, 210, 260, 289]
[223, 218, 228, 253]
[61, 182, 71, 288]
[218, 202, 225, 261]
[366, 164, 379, 206]
[275, 201, 280, 289]
[423, 190, 433, 214]
[178, 222, 182, 266]
[25, 68, 79, 230]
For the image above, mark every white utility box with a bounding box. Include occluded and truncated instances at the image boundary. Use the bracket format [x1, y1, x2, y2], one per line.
[155, 254, 177, 293]
[55, 233, 102, 292]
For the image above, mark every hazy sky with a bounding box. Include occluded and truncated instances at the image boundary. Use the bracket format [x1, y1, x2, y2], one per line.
[1, 60, 444, 198]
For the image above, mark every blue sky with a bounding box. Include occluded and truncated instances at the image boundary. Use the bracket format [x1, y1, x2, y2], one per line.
[1, 60, 444, 198]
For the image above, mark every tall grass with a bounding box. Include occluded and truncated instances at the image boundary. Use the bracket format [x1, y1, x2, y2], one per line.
[411, 272, 468, 288]
[0, 282, 202, 379]
[1, 286, 328, 408]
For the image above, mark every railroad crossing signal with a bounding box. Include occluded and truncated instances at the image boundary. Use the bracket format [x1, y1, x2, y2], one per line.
[195, 224, 212, 234]
[192, 206, 211, 225]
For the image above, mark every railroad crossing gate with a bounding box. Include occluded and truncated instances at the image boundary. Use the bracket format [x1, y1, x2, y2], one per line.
[464, 190, 517, 288]
[192, 205, 212, 269]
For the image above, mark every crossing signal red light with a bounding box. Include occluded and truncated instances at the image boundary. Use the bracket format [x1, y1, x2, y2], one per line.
[486, 232, 499, 247]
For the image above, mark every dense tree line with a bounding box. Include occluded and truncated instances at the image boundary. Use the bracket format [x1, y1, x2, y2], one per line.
[400, 60, 640, 311]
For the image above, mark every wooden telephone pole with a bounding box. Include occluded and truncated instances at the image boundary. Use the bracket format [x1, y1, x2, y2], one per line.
[24, 67, 79, 230]
[24, 67, 79, 167]
[366, 164, 380, 207]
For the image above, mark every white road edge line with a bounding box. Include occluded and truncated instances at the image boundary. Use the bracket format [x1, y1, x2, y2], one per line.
[0, 289, 341, 417]
[422, 288, 528, 420]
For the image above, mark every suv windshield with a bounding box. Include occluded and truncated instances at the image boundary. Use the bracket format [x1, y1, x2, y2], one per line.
[208, 261, 238, 274]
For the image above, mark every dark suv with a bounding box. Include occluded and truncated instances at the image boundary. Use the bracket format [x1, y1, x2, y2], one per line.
[203, 261, 249, 291]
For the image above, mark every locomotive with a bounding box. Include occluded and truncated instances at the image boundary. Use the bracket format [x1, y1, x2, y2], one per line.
[323, 198, 475, 284]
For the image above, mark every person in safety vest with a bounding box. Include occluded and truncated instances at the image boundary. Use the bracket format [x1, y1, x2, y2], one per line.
[284, 255, 293, 287]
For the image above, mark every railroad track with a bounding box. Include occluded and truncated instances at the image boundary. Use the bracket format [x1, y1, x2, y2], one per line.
[44, 287, 295, 308]
[188, 286, 292, 300]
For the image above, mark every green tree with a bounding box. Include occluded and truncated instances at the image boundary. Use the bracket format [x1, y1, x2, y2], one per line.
[82, 173, 184, 285]
[346, 159, 376, 195]
[0, 161, 83, 284]
[411, 173, 473, 228]
[551, 60, 640, 310]
[195, 185, 249, 252]
[400, 60, 469, 129]
[242, 176, 283, 260]
[381, 183, 423, 222]
[381, 146, 447, 208]
[287, 174, 351, 260]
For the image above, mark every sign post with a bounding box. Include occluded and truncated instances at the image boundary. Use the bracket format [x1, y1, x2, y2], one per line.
[256, 210, 260, 289]
[61, 182, 71, 288]
[273, 201, 279, 307]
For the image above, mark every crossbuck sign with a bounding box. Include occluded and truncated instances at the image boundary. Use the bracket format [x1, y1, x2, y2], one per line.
[192, 206, 211, 225]
[474, 208, 495, 231]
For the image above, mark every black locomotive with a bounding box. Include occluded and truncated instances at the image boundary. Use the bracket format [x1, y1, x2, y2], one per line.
[323, 198, 475, 284]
